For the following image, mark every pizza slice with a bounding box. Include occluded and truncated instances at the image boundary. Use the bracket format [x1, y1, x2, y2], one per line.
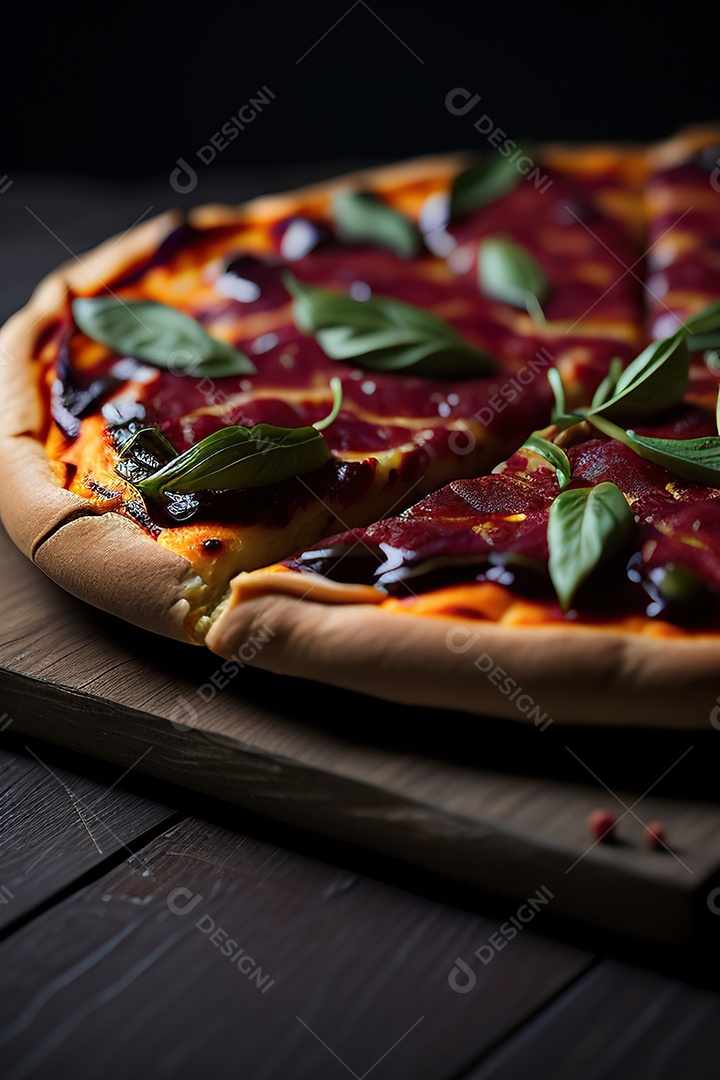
[0, 142, 648, 642]
[205, 349, 720, 728]
[204, 129, 720, 726]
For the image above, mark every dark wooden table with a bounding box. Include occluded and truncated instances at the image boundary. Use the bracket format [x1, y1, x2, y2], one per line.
[2, 168, 720, 1080]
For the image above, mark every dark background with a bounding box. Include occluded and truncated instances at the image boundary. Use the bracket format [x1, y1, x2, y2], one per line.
[3, 1, 720, 177]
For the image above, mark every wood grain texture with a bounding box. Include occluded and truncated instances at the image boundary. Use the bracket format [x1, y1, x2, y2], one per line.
[0, 746, 175, 931]
[466, 960, 720, 1080]
[0, 523, 718, 944]
[0, 817, 592, 1080]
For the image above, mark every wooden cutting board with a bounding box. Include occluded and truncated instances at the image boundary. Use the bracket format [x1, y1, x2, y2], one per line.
[1, 522, 719, 945]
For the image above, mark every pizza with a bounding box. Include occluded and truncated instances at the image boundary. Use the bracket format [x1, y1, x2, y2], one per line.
[2, 126, 720, 727]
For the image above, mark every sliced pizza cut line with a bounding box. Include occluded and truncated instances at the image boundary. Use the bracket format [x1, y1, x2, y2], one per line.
[205, 402, 720, 727]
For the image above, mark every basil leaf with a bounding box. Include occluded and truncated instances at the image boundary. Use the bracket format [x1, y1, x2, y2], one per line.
[548, 367, 565, 418]
[687, 330, 720, 353]
[285, 274, 496, 377]
[520, 433, 572, 488]
[449, 157, 522, 219]
[547, 368, 581, 428]
[585, 412, 720, 490]
[72, 297, 256, 376]
[332, 192, 422, 258]
[680, 300, 720, 337]
[137, 422, 332, 498]
[622, 431, 720, 488]
[547, 482, 636, 610]
[478, 237, 549, 322]
[587, 333, 689, 423]
[663, 301, 720, 353]
[590, 356, 623, 410]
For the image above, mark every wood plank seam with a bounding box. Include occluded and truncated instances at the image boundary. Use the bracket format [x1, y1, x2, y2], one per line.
[0, 813, 183, 945]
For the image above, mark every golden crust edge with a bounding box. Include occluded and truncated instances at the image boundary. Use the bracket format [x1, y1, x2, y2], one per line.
[187, 153, 476, 226]
[186, 125, 720, 230]
[206, 573, 720, 728]
[186, 141, 653, 227]
[32, 512, 202, 642]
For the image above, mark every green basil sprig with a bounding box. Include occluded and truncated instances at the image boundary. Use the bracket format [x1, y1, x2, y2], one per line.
[478, 237, 549, 323]
[520, 433, 572, 488]
[552, 301, 720, 430]
[689, 332, 720, 353]
[332, 192, 422, 259]
[547, 482, 636, 610]
[584, 334, 689, 424]
[548, 367, 570, 423]
[548, 345, 720, 488]
[585, 412, 720, 488]
[449, 157, 522, 219]
[589, 356, 623, 411]
[135, 381, 343, 499]
[626, 432, 720, 486]
[137, 423, 332, 498]
[683, 300, 720, 352]
[284, 274, 496, 377]
[72, 297, 256, 377]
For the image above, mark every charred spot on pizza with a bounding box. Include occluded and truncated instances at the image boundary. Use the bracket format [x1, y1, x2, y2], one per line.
[112, 220, 237, 290]
[86, 478, 123, 503]
[123, 498, 162, 538]
[627, 548, 717, 625]
[51, 341, 119, 441]
[113, 426, 178, 484]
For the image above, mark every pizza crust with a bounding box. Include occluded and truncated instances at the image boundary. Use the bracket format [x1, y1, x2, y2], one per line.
[205, 572, 720, 729]
[186, 153, 472, 230]
[33, 512, 201, 641]
[0, 209, 202, 639]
